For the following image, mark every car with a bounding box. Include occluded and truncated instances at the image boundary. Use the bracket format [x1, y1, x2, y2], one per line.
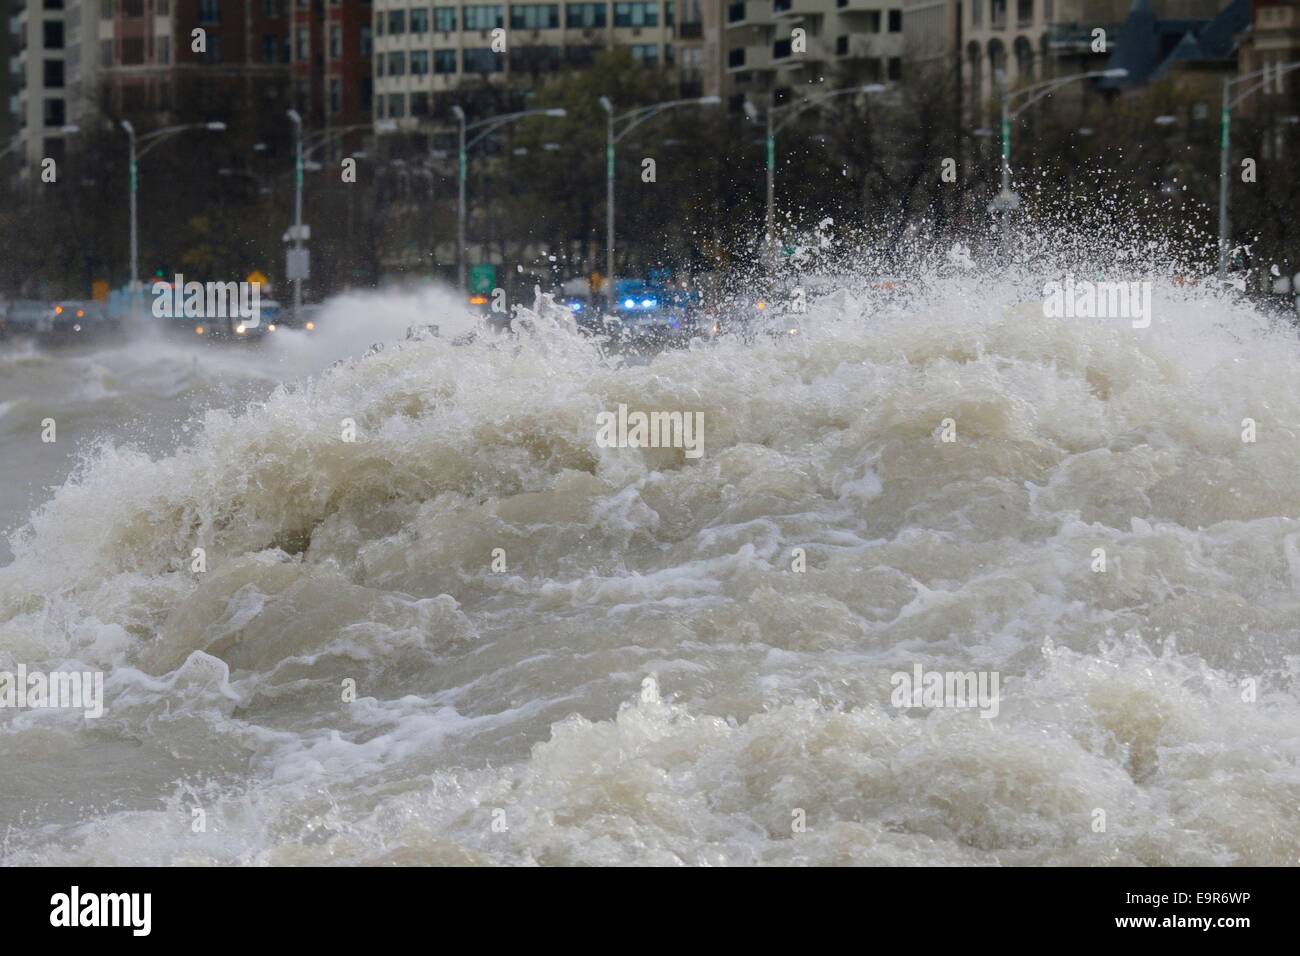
[4, 300, 54, 335]
[34, 300, 120, 344]
[605, 279, 699, 343]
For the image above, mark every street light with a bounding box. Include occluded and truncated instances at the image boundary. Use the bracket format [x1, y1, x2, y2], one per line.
[284, 115, 378, 315]
[0, 124, 79, 161]
[599, 95, 719, 294]
[287, 109, 305, 318]
[996, 68, 1127, 244]
[1217, 60, 1300, 276]
[452, 106, 567, 292]
[121, 119, 226, 310]
[745, 84, 886, 278]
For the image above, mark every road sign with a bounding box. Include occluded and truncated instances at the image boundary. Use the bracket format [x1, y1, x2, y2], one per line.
[286, 249, 310, 280]
[469, 264, 496, 294]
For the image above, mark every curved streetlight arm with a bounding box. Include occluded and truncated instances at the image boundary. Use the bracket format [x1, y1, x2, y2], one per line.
[303, 123, 375, 160]
[772, 86, 881, 134]
[612, 97, 719, 144]
[1006, 70, 1124, 120]
[137, 122, 225, 159]
[465, 108, 566, 150]
[1226, 60, 1300, 110]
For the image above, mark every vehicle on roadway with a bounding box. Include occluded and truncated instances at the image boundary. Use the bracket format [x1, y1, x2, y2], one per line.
[603, 278, 699, 343]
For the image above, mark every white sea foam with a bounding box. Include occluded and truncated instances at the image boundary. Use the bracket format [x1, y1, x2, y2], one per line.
[1, 260, 1298, 865]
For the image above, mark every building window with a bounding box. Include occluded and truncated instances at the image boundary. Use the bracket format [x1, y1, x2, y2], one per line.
[157, 35, 170, 64]
[728, 47, 744, 68]
[199, 0, 220, 24]
[388, 9, 406, 33]
[435, 7, 458, 30]
[510, 44, 562, 70]
[329, 24, 342, 57]
[44, 21, 65, 48]
[101, 0, 113, 18]
[464, 5, 504, 29]
[361, 26, 372, 56]
[411, 49, 430, 74]
[388, 93, 406, 118]
[388, 51, 406, 75]
[434, 48, 458, 73]
[614, 2, 658, 26]
[411, 92, 430, 116]
[44, 60, 65, 89]
[101, 38, 114, 66]
[411, 7, 431, 33]
[566, 3, 605, 27]
[972, 0, 982, 26]
[888, 56, 901, 79]
[329, 78, 342, 114]
[296, 27, 308, 59]
[630, 44, 658, 64]
[121, 35, 144, 63]
[462, 47, 503, 72]
[888, 9, 901, 31]
[512, 4, 560, 28]
[44, 98, 67, 126]
[263, 34, 278, 63]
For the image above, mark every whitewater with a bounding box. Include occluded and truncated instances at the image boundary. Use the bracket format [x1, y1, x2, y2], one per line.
[1, 252, 1298, 866]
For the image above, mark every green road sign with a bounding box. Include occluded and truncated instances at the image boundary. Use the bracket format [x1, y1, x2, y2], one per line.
[470, 264, 496, 294]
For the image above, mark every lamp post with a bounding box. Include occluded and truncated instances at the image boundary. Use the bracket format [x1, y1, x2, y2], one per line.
[452, 106, 567, 292]
[1217, 60, 1300, 277]
[121, 119, 225, 310]
[996, 68, 1128, 244]
[287, 109, 304, 318]
[598, 95, 720, 295]
[0, 124, 78, 162]
[285, 115, 387, 315]
[744, 85, 885, 278]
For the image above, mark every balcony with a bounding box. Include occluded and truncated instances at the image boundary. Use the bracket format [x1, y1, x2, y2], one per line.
[773, 36, 827, 66]
[727, 42, 772, 73]
[835, 34, 878, 60]
[837, 0, 884, 13]
[726, 1, 771, 30]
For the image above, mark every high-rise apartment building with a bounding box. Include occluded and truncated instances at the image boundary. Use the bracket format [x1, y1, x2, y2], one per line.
[722, 0, 906, 108]
[98, 0, 291, 118]
[289, 0, 373, 127]
[7, 0, 99, 172]
[370, 1, 709, 120]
